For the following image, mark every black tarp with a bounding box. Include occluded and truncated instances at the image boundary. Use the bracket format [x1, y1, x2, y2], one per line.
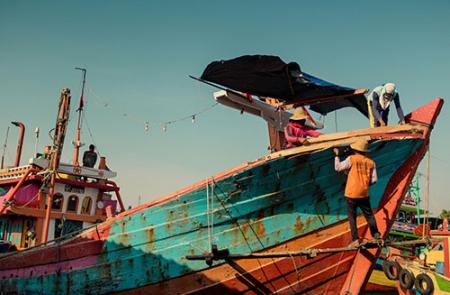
[200, 55, 368, 117]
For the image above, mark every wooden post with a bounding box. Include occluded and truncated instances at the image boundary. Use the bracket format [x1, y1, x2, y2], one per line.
[267, 124, 284, 152]
[265, 98, 285, 152]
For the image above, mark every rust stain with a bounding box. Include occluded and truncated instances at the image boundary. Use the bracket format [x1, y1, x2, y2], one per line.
[295, 215, 304, 232]
[241, 222, 248, 235]
[257, 222, 266, 237]
[147, 228, 155, 251]
[119, 233, 129, 246]
[166, 210, 176, 229]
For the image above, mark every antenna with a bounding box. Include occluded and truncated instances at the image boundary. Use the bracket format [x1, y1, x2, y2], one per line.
[73, 67, 87, 166]
[34, 127, 40, 158]
[1, 126, 10, 169]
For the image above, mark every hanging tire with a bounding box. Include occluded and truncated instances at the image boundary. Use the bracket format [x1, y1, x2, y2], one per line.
[415, 273, 434, 295]
[382, 260, 402, 280]
[399, 268, 415, 290]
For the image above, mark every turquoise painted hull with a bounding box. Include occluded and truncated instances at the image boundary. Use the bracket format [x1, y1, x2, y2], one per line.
[0, 137, 423, 294]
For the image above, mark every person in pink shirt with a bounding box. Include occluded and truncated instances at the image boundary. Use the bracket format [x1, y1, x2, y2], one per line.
[284, 108, 322, 148]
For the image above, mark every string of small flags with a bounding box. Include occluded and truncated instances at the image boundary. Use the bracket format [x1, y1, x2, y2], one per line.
[86, 87, 219, 134]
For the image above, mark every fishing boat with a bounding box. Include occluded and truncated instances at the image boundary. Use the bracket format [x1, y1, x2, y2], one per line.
[381, 227, 450, 295]
[0, 86, 125, 250]
[364, 175, 447, 294]
[0, 56, 444, 294]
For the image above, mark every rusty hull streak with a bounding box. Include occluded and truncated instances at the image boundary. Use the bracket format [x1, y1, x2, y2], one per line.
[295, 215, 305, 233]
[146, 228, 155, 251]
[256, 222, 266, 238]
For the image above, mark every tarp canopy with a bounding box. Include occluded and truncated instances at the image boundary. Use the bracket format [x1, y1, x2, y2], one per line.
[200, 55, 368, 117]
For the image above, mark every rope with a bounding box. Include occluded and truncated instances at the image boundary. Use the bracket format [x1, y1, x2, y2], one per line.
[288, 251, 301, 289]
[206, 177, 212, 251]
[212, 179, 296, 294]
[211, 179, 215, 245]
[81, 112, 100, 155]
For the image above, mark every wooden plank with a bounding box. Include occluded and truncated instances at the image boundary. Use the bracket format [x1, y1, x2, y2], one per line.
[265, 123, 426, 160]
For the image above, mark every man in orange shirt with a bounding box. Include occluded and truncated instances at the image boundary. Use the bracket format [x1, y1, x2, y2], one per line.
[334, 139, 381, 247]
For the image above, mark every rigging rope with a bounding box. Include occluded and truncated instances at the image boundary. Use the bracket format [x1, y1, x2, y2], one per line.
[206, 177, 212, 251]
[211, 178, 297, 294]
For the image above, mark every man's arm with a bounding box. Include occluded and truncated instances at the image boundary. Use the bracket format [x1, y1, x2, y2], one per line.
[333, 149, 351, 172]
[304, 128, 322, 138]
[393, 94, 405, 123]
[371, 163, 378, 184]
[284, 127, 307, 145]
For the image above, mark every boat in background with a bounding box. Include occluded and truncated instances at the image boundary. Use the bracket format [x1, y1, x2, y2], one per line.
[0, 88, 125, 251]
[0, 56, 444, 294]
[380, 227, 450, 295]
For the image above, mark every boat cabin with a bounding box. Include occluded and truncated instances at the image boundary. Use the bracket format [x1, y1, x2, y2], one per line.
[0, 157, 121, 250]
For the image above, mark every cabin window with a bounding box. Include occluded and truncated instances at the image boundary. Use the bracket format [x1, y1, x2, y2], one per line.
[51, 193, 64, 211]
[81, 197, 93, 215]
[0, 186, 10, 196]
[66, 195, 79, 212]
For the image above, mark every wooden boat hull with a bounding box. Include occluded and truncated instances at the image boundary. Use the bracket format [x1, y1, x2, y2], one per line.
[0, 99, 443, 294]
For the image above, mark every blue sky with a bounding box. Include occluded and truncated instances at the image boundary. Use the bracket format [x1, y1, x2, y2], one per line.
[1, 1, 449, 215]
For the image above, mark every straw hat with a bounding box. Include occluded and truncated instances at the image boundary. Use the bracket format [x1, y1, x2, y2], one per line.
[350, 139, 369, 153]
[290, 108, 308, 121]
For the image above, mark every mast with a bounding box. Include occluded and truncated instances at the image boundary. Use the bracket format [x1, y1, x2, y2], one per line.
[73, 67, 87, 167]
[1, 126, 10, 169]
[41, 88, 71, 243]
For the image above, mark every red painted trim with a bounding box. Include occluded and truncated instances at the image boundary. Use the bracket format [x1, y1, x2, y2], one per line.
[0, 173, 118, 192]
[57, 178, 118, 192]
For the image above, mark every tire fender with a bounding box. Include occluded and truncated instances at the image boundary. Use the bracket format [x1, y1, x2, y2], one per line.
[399, 268, 415, 290]
[382, 260, 402, 280]
[414, 273, 434, 295]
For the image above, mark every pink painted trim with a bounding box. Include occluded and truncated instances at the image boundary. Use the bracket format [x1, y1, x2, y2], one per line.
[0, 255, 98, 279]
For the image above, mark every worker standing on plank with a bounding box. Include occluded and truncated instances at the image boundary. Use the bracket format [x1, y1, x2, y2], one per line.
[334, 139, 381, 247]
